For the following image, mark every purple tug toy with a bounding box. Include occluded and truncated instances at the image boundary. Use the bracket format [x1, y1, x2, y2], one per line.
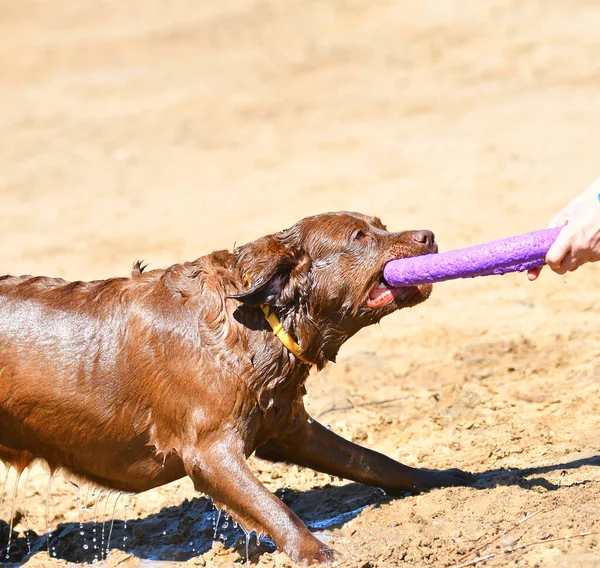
[383, 227, 563, 287]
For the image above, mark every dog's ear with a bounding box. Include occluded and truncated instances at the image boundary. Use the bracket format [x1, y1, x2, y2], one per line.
[230, 235, 297, 307]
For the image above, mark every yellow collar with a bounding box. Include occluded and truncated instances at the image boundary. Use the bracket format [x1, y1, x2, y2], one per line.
[260, 304, 312, 365]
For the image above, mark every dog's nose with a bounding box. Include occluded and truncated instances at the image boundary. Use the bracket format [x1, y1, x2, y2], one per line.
[410, 230, 435, 248]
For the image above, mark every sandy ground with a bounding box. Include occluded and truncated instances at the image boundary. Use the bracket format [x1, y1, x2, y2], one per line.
[1, 0, 600, 566]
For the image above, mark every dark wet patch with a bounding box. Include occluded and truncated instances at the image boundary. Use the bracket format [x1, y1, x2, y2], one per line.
[1, 482, 387, 564]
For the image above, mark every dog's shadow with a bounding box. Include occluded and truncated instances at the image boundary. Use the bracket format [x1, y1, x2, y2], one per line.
[2, 454, 599, 565]
[474, 453, 600, 491]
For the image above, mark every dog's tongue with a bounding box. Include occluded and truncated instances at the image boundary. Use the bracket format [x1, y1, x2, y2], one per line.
[367, 286, 396, 309]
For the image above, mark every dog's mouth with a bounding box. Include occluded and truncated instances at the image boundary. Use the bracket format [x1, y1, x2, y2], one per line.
[366, 276, 419, 309]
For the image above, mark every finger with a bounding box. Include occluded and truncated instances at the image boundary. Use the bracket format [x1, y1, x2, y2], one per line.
[557, 250, 578, 274]
[566, 248, 590, 272]
[545, 228, 572, 271]
[527, 267, 542, 281]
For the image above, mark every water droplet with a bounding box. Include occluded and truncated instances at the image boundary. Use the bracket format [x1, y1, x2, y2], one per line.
[189, 541, 194, 546]
[110, 493, 125, 555]
[213, 508, 222, 539]
[307, 418, 313, 424]
[83, 544, 89, 550]
[22, 468, 33, 555]
[4, 468, 23, 558]
[162, 530, 166, 535]
[45, 472, 57, 555]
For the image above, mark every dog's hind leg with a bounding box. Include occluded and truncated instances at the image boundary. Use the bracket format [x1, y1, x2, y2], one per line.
[255, 408, 472, 494]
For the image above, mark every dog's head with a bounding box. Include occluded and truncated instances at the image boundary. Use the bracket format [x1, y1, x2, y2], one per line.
[232, 212, 437, 367]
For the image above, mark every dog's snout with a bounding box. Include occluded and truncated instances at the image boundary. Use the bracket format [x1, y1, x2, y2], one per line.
[410, 230, 435, 248]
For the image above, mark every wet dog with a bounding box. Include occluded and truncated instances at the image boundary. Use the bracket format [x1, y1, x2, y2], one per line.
[0, 212, 470, 564]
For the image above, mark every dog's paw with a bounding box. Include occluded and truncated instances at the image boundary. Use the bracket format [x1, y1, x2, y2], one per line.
[312, 544, 339, 565]
[412, 467, 474, 492]
[291, 539, 339, 565]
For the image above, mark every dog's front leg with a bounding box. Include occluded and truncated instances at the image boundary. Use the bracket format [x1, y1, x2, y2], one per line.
[255, 409, 472, 494]
[182, 436, 336, 565]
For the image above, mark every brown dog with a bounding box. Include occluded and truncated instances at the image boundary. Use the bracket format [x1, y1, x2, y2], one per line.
[0, 212, 470, 564]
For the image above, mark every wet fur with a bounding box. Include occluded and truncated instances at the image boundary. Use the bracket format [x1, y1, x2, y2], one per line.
[0, 212, 471, 564]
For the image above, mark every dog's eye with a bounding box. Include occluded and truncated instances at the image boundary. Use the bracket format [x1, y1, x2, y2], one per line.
[353, 230, 367, 242]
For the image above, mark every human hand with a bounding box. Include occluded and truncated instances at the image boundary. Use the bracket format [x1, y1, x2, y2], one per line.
[528, 177, 600, 281]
